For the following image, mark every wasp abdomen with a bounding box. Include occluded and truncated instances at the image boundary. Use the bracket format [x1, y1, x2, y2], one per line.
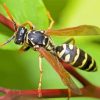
[56, 44, 97, 72]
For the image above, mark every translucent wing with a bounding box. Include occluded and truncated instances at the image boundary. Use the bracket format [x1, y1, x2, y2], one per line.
[46, 25, 100, 36]
[37, 47, 81, 95]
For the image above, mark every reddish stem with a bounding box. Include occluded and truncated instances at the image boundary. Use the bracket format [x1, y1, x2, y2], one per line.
[0, 87, 100, 100]
[0, 13, 14, 31]
[0, 13, 100, 100]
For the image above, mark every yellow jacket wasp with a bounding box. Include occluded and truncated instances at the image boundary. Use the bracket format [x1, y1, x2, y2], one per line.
[0, 3, 98, 99]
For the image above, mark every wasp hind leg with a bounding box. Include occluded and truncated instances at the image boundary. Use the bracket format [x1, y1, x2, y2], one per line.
[38, 55, 43, 97]
[46, 10, 55, 30]
[64, 38, 75, 45]
[67, 89, 71, 100]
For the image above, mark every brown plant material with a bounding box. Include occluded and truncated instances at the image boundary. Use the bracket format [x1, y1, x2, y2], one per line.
[0, 13, 100, 100]
[0, 13, 15, 31]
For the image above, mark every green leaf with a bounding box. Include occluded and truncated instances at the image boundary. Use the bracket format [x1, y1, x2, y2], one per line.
[0, 0, 49, 29]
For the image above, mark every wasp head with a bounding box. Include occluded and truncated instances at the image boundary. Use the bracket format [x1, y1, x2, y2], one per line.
[14, 26, 27, 45]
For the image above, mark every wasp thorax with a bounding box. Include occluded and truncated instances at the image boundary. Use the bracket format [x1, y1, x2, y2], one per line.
[28, 30, 49, 48]
[14, 26, 27, 44]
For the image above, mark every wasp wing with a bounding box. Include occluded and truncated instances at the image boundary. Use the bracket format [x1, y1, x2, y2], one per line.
[46, 25, 100, 36]
[37, 47, 81, 95]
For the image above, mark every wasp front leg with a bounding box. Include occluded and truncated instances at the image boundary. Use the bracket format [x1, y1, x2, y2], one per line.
[64, 38, 75, 45]
[21, 21, 35, 30]
[19, 44, 30, 53]
[38, 55, 43, 97]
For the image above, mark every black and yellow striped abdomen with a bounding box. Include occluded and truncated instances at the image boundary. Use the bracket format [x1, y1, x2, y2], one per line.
[55, 44, 97, 72]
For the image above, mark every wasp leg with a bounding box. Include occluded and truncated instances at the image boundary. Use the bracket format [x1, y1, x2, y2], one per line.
[38, 55, 43, 97]
[19, 44, 30, 53]
[46, 11, 55, 30]
[21, 21, 35, 30]
[64, 38, 75, 45]
[67, 89, 71, 100]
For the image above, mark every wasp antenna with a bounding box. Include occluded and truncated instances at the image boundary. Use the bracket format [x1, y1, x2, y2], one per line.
[0, 35, 15, 47]
[3, 3, 17, 31]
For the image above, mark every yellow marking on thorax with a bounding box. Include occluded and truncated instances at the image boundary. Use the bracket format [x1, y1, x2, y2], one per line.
[26, 33, 29, 44]
[45, 38, 50, 48]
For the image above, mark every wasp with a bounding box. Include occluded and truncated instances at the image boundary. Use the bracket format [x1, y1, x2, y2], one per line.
[0, 4, 98, 99]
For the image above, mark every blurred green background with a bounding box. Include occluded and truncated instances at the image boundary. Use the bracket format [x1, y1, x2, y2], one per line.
[0, 0, 100, 100]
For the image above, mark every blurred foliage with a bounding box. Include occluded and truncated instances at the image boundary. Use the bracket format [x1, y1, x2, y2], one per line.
[0, 0, 100, 100]
[43, 0, 80, 28]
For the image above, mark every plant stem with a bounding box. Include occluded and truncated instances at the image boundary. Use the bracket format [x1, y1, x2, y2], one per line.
[61, 61, 94, 87]
[0, 13, 14, 31]
[0, 87, 100, 99]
